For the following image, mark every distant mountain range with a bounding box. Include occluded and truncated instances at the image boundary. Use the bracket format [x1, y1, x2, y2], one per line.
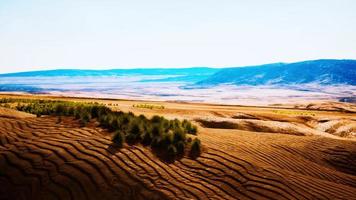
[0, 59, 355, 86]
[197, 59, 356, 86]
[0, 68, 220, 84]
[0, 67, 218, 77]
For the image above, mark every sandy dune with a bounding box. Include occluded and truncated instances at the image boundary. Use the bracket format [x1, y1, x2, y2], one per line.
[0, 94, 356, 199]
[0, 107, 35, 119]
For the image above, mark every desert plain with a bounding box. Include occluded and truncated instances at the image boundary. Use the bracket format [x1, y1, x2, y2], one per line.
[0, 93, 355, 200]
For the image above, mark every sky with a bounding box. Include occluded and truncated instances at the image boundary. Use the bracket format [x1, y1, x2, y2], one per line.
[0, 0, 356, 74]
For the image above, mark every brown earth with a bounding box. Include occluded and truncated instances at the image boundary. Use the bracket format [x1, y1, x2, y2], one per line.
[0, 94, 356, 200]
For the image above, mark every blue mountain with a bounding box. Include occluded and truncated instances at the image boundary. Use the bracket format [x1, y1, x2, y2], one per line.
[0, 68, 218, 78]
[196, 59, 356, 86]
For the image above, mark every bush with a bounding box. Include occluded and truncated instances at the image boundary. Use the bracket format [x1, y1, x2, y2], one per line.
[167, 144, 177, 160]
[129, 120, 143, 136]
[81, 111, 91, 122]
[112, 131, 125, 148]
[142, 132, 152, 146]
[176, 141, 185, 155]
[151, 115, 162, 124]
[160, 131, 173, 148]
[126, 133, 138, 144]
[182, 119, 198, 135]
[173, 128, 186, 143]
[151, 137, 161, 149]
[151, 124, 163, 138]
[188, 125, 198, 135]
[74, 110, 81, 119]
[190, 138, 202, 159]
[79, 111, 91, 127]
[126, 120, 144, 144]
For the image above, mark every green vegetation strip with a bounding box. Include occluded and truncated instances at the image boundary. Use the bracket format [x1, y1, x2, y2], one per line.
[133, 103, 165, 109]
[0, 98, 201, 161]
[272, 110, 316, 116]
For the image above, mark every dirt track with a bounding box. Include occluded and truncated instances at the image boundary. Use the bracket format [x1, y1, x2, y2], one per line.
[0, 94, 356, 199]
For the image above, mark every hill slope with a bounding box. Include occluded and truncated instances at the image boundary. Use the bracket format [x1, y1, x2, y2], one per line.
[197, 59, 356, 86]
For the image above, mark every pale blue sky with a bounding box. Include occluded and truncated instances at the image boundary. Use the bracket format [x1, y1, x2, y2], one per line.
[0, 0, 356, 73]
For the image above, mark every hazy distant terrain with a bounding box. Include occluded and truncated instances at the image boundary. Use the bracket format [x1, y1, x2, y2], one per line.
[0, 59, 355, 105]
[197, 59, 356, 86]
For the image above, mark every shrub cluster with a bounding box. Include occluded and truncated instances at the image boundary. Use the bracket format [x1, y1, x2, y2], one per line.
[0, 98, 55, 104]
[100, 113, 198, 160]
[190, 138, 202, 159]
[0, 103, 11, 108]
[3, 98, 201, 161]
[133, 103, 165, 110]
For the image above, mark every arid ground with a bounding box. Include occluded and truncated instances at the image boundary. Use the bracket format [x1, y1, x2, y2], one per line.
[0, 94, 355, 200]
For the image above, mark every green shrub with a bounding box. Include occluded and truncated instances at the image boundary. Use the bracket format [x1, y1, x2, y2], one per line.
[159, 131, 173, 148]
[167, 144, 177, 160]
[190, 138, 202, 159]
[74, 110, 81, 119]
[173, 128, 186, 143]
[142, 132, 152, 146]
[182, 119, 198, 135]
[134, 104, 165, 110]
[112, 131, 125, 148]
[125, 134, 137, 144]
[81, 111, 91, 122]
[176, 141, 185, 155]
[189, 125, 198, 135]
[151, 115, 162, 124]
[151, 124, 164, 138]
[79, 111, 91, 127]
[151, 137, 161, 149]
[129, 120, 143, 136]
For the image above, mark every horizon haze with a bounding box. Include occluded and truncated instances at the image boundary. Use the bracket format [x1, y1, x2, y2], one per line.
[1, 59, 355, 105]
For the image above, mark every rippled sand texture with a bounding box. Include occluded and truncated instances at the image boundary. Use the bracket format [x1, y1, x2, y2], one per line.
[0, 96, 355, 200]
